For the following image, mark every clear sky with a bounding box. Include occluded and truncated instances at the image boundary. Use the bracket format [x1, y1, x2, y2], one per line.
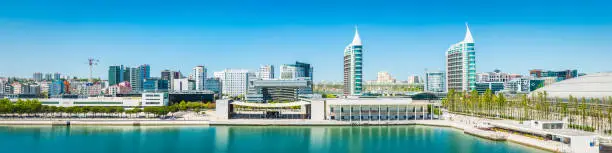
[0, 0, 611, 82]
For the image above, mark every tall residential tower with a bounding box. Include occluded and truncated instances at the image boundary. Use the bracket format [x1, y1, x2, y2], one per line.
[343, 27, 363, 96]
[446, 24, 476, 92]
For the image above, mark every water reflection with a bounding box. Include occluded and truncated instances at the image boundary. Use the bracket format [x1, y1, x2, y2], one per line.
[0, 125, 548, 153]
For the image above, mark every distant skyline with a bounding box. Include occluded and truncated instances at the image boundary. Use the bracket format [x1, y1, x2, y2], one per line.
[1, 0, 611, 82]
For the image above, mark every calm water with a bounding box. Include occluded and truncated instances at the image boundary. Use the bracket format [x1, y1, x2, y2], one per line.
[0, 125, 548, 153]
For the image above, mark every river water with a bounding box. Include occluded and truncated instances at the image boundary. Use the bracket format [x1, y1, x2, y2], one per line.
[0, 125, 548, 153]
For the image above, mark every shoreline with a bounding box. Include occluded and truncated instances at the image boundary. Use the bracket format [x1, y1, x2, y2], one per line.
[0, 119, 558, 152]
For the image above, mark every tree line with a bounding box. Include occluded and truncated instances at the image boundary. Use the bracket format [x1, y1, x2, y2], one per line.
[0, 99, 215, 118]
[442, 89, 612, 135]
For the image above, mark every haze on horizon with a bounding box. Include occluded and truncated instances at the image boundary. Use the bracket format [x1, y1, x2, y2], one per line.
[0, 0, 611, 82]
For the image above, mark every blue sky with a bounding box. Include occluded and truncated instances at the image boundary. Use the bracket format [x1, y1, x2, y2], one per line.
[0, 0, 611, 82]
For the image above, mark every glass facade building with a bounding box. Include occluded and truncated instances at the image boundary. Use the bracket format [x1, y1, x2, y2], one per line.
[344, 28, 363, 96]
[446, 24, 476, 92]
[108, 65, 124, 86]
[425, 71, 446, 92]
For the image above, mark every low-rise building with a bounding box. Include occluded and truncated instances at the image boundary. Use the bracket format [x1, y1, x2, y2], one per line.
[246, 79, 313, 103]
[475, 82, 505, 94]
[141, 92, 168, 106]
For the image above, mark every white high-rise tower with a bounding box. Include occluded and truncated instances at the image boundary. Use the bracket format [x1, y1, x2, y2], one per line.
[193, 66, 207, 91]
[446, 23, 476, 92]
[343, 27, 363, 96]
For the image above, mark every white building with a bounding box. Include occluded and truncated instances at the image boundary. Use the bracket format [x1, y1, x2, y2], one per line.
[376, 71, 396, 83]
[343, 27, 363, 96]
[407, 75, 421, 84]
[193, 66, 207, 91]
[214, 69, 255, 97]
[425, 71, 445, 92]
[141, 92, 168, 106]
[477, 70, 522, 83]
[446, 24, 476, 92]
[172, 78, 190, 92]
[258, 65, 275, 80]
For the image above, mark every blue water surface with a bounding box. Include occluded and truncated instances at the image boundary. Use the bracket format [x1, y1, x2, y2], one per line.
[0, 125, 548, 153]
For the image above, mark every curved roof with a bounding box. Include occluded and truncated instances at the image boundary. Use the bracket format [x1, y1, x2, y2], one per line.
[532, 72, 612, 99]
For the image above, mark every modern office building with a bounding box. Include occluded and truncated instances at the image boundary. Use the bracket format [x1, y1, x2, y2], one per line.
[446, 24, 476, 92]
[258, 65, 275, 80]
[425, 71, 446, 93]
[193, 66, 207, 91]
[33, 72, 43, 82]
[245, 79, 313, 103]
[143, 78, 169, 92]
[108, 65, 124, 86]
[124, 64, 150, 92]
[529, 69, 578, 82]
[172, 78, 190, 92]
[161, 70, 172, 81]
[376, 71, 395, 83]
[205, 78, 222, 95]
[280, 62, 313, 80]
[504, 78, 532, 93]
[215, 69, 255, 97]
[475, 82, 505, 94]
[49, 80, 64, 96]
[343, 28, 363, 96]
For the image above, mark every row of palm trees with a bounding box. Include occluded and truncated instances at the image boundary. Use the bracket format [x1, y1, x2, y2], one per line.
[442, 89, 612, 135]
[0, 99, 216, 118]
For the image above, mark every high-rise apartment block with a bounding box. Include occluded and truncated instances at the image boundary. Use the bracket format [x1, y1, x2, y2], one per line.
[343, 28, 363, 96]
[446, 24, 476, 92]
[193, 66, 207, 91]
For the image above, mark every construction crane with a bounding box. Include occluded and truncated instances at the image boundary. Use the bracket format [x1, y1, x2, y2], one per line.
[88, 58, 99, 83]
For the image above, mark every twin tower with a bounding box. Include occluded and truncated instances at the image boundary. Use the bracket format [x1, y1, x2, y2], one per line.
[343, 24, 476, 96]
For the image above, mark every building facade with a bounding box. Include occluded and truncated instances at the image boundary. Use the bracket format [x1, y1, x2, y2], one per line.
[477, 70, 522, 83]
[446, 24, 476, 92]
[425, 71, 446, 93]
[475, 82, 505, 94]
[408, 75, 421, 84]
[143, 78, 169, 92]
[246, 79, 313, 103]
[205, 78, 222, 95]
[193, 66, 207, 91]
[172, 78, 190, 92]
[33, 72, 43, 82]
[343, 28, 363, 96]
[280, 62, 312, 80]
[529, 69, 578, 82]
[258, 65, 275, 80]
[215, 69, 255, 97]
[141, 92, 169, 106]
[108, 65, 124, 86]
[376, 71, 395, 83]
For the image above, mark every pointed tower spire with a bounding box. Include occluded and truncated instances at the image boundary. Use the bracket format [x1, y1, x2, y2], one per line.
[463, 23, 474, 43]
[351, 26, 362, 46]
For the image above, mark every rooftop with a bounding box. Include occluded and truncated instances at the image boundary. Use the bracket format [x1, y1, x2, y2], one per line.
[324, 98, 430, 105]
[532, 72, 612, 99]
